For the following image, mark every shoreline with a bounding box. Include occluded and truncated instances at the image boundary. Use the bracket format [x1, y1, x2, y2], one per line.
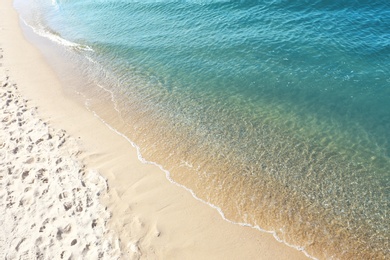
[0, 0, 310, 259]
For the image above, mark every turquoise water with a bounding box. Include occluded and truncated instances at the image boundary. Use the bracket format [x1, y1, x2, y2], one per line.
[15, 0, 389, 258]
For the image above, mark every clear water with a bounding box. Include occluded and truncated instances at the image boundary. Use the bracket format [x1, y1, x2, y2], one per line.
[15, 0, 390, 258]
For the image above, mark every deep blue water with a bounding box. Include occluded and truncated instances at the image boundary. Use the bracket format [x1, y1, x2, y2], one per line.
[15, 0, 390, 258]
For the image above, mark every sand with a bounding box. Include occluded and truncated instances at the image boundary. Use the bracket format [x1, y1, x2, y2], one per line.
[0, 0, 310, 259]
[0, 68, 121, 259]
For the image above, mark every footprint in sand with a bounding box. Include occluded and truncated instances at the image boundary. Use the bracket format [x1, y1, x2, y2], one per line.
[63, 202, 72, 211]
[58, 191, 69, 200]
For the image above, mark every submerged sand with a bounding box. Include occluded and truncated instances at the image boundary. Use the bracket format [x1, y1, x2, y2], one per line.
[0, 0, 310, 259]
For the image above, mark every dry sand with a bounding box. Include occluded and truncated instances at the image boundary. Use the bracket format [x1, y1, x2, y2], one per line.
[0, 68, 121, 259]
[0, 0, 310, 259]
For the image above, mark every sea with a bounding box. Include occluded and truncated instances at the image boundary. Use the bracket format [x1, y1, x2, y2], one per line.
[14, 0, 389, 258]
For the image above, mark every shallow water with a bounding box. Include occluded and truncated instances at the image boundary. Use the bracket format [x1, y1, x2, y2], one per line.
[15, 0, 390, 258]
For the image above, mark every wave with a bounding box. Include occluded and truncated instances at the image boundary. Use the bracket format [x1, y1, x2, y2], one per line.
[19, 17, 94, 52]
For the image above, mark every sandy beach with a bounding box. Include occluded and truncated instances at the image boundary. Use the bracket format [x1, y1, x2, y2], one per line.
[0, 66, 121, 259]
[0, 0, 310, 259]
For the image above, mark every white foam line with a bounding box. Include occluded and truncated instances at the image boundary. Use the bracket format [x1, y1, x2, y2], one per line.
[20, 17, 94, 52]
[96, 84, 123, 116]
[78, 89, 319, 260]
